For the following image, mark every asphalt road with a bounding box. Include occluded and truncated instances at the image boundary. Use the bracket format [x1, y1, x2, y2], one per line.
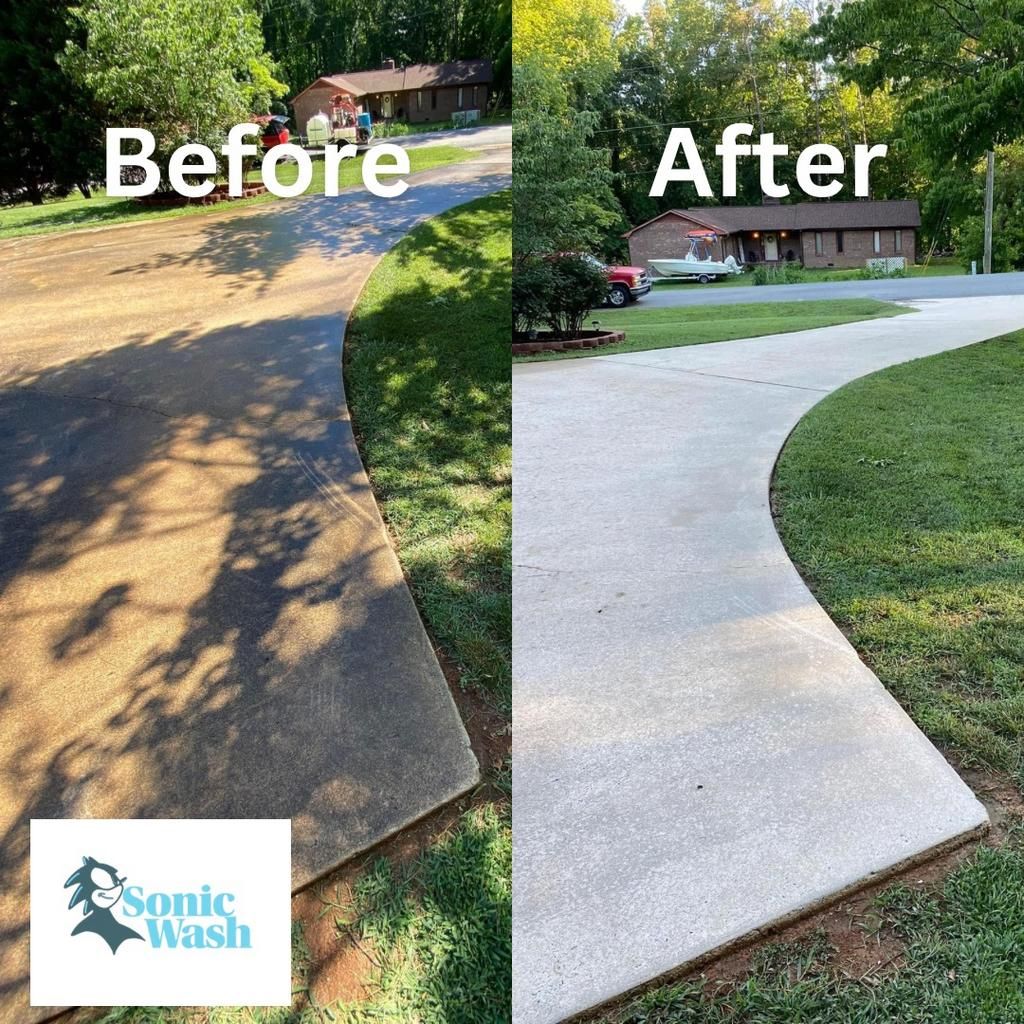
[642, 268, 1024, 307]
[0, 137, 510, 1023]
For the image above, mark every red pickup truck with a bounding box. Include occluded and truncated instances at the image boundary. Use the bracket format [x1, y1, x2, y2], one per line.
[583, 256, 651, 307]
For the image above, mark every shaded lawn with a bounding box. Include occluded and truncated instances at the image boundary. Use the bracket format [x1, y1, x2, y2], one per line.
[0, 145, 471, 240]
[96, 195, 511, 1024]
[345, 191, 511, 713]
[518, 298, 906, 361]
[601, 332, 1024, 1022]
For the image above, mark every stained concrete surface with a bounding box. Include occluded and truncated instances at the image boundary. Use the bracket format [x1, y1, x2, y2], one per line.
[512, 297, 1024, 1024]
[0, 143, 510, 1022]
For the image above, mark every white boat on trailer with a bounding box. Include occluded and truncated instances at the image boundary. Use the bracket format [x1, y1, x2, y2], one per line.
[649, 229, 743, 283]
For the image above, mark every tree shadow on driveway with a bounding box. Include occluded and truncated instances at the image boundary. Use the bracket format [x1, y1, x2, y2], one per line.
[0, 312, 476, 1021]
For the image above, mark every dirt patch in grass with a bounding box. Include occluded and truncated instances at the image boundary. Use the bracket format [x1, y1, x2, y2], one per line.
[291, 676, 509, 1012]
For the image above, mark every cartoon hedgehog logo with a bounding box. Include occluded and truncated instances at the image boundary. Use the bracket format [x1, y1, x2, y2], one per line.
[64, 856, 144, 953]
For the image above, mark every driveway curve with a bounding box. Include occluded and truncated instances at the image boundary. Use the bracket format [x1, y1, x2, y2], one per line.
[0, 142, 510, 1022]
[512, 296, 1024, 1024]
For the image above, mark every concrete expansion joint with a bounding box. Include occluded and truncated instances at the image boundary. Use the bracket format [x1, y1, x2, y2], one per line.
[0, 381, 346, 430]
[598, 357, 831, 393]
[0, 381, 179, 421]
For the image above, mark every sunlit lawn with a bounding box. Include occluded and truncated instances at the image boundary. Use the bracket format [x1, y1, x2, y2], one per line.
[517, 298, 907, 360]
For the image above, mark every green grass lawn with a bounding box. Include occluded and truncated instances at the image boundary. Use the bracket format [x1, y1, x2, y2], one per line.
[337, 191, 511, 1019]
[518, 298, 907, 361]
[603, 332, 1024, 1022]
[345, 191, 511, 712]
[0, 144, 472, 240]
[606, 835, 1024, 1023]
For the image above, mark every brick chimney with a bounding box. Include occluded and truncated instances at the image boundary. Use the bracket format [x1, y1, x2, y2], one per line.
[381, 58, 396, 70]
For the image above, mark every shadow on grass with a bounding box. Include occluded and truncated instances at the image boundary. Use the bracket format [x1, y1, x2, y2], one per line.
[344, 192, 512, 709]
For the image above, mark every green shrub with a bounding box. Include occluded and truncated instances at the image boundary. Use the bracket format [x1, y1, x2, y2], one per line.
[753, 263, 806, 285]
[542, 255, 609, 337]
[512, 257, 553, 334]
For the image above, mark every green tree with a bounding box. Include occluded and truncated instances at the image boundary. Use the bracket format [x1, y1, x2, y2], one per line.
[64, 0, 287, 181]
[0, 0, 104, 205]
[809, 0, 1024, 169]
[259, 0, 511, 109]
[512, 60, 619, 263]
[513, 0, 618, 101]
[955, 144, 1024, 271]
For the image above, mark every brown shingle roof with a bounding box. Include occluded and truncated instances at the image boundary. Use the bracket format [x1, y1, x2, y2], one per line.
[624, 201, 921, 237]
[682, 200, 921, 233]
[304, 59, 492, 99]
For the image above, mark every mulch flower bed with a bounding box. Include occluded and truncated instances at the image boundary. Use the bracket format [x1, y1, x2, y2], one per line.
[512, 329, 626, 356]
[137, 183, 269, 207]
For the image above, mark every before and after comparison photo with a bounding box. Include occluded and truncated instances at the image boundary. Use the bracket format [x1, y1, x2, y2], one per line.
[2, 0, 1024, 1022]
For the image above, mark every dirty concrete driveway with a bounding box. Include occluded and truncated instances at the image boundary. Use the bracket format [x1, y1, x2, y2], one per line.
[0, 143, 510, 1020]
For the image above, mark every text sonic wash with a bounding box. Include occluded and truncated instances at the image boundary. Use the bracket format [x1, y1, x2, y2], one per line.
[106, 124, 411, 200]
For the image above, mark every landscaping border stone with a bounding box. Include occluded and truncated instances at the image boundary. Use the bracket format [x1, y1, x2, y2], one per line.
[512, 330, 625, 356]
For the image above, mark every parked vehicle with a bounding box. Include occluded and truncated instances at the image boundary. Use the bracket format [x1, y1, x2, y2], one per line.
[260, 115, 291, 149]
[580, 255, 651, 306]
[649, 229, 743, 284]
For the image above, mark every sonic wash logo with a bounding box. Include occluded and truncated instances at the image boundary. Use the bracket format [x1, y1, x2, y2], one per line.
[65, 855, 253, 954]
[32, 820, 290, 1007]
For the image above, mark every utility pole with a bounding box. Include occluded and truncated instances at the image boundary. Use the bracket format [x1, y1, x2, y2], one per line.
[983, 150, 995, 275]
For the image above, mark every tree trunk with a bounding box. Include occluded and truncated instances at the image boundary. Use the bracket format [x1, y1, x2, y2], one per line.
[79, 182, 93, 199]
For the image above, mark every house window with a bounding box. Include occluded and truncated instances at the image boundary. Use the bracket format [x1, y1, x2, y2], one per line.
[431, 89, 437, 110]
[894, 229, 903, 252]
[417, 90, 423, 112]
[836, 230, 844, 253]
[457, 87, 464, 109]
[814, 231, 823, 256]
[873, 230, 881, 254]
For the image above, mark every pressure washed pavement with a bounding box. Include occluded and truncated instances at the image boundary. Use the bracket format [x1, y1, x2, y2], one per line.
[0, 139, 510, 1021]
[512, 296, 1024, 1024]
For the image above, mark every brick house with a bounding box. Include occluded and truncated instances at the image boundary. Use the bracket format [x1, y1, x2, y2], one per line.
[624, 200, 921, 271]
[291, 58, 492, 132]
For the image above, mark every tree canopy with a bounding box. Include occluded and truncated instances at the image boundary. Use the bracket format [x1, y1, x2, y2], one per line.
[64, 0, 287, 177]
[0, 0, 104, 204]
[259, 0, 511, 105]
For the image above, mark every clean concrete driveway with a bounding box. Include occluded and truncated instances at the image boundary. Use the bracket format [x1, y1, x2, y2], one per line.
[642, 269, 1024, 308]
[512, 296, 1024, 1024]
[0, 143, 509, 1022]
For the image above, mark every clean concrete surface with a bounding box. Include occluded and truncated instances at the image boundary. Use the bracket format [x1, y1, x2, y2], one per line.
[512, 297, 1024, 1024]
[0, 143, 510, 1022]
[643, 269, 1024, 308]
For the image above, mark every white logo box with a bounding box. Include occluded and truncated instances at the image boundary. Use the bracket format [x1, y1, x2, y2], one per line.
[31, 819, 291, 1007]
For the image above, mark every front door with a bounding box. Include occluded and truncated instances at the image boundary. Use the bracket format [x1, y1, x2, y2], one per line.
[383, 94, 393, 119]
[764, 233, 779, 262]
